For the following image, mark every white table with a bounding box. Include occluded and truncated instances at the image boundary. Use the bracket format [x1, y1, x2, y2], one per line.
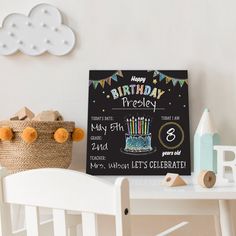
[101, 174, 236, 236]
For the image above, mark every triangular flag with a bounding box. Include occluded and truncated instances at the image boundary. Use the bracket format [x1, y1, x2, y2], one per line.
[89, 80, 93, 86]
[179, 80, 185, 87]
[159, 73, 166, 81]
[166, 76, 172, 84]
[116, 70, 123, 77]
[106, 77, 112, 85]
[100, 79, 106, 88]
[111, 74, 118, 82]
[172, 79, 178, 86]
[153, 70, 159, 77]
[93, 81, 99, 89]
[185, 80, 188, 85]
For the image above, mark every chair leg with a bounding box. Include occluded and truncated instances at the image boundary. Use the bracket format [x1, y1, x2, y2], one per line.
[68, 226, 77, 236]
[214, 215, 222, 236]
[219, 200, 235, 236]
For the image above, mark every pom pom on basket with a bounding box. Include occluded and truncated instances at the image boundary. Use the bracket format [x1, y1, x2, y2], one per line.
[72, 128, 85, 142]
[22, 127, 38, 143]
[54, 128, 69, 143]
[0, 126, 13, 141]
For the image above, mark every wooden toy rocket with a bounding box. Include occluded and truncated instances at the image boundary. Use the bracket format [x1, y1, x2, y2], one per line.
[194, 109, 220, 173]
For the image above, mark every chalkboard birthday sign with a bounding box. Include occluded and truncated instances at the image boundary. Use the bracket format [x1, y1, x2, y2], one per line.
[87, 70, 191, 175]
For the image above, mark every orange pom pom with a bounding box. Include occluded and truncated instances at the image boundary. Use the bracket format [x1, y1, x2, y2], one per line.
[72, 128, 84, 142]
[22, 127, 38, 144]
[0, 126, 13, 141]
[54, 128, 69, 143]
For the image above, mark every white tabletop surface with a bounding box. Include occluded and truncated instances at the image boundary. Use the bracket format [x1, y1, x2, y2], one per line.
[100, 174, 236, 200]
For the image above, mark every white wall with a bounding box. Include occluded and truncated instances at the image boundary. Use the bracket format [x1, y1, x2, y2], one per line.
[0, 0, 236, 235]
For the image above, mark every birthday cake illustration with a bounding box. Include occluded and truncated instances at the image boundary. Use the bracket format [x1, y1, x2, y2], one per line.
[124, 117, 153, 153]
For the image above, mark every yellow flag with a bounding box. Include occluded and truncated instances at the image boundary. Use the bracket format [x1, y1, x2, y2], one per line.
[106, 77, 112, 85]
[100, 79, 106, 88]
[166, 77, 172, 84]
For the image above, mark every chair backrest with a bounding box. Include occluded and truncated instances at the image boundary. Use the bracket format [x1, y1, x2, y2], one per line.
[0, 167, 131, 236]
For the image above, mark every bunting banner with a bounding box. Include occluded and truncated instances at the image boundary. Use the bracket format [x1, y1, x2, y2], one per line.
[89, 70, 123, 89]
[90, 70, 187, 89]
[152, 70, 188, 87]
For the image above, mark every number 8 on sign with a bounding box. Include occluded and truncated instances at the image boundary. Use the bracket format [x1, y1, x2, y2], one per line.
[166, 128, 176, 142]
[158, 122, 184, 150]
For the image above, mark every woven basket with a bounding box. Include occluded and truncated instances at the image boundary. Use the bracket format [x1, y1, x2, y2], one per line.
[0, 121, 75, 173]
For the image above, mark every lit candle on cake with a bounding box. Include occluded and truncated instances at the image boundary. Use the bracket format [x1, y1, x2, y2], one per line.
[129, 118, 132, 135]
[135, 118, 137, 134]
[126, 119, 130, 135]
[144, 118, 147, 135]
[132, 117, 134, 135]
[141, 117, 144, 135]
[147, 118, 150, 134]
[138, 117, 141, 134]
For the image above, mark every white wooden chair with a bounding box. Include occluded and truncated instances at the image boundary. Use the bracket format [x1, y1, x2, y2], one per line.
[0, 167, 130, 236]
[0, 167, 189, 236]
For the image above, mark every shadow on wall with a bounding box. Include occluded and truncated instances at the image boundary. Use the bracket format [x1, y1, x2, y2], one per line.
[188, 65, 206, 171]
[188, 64, 236, 171]
[70, 138, 87, 170]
